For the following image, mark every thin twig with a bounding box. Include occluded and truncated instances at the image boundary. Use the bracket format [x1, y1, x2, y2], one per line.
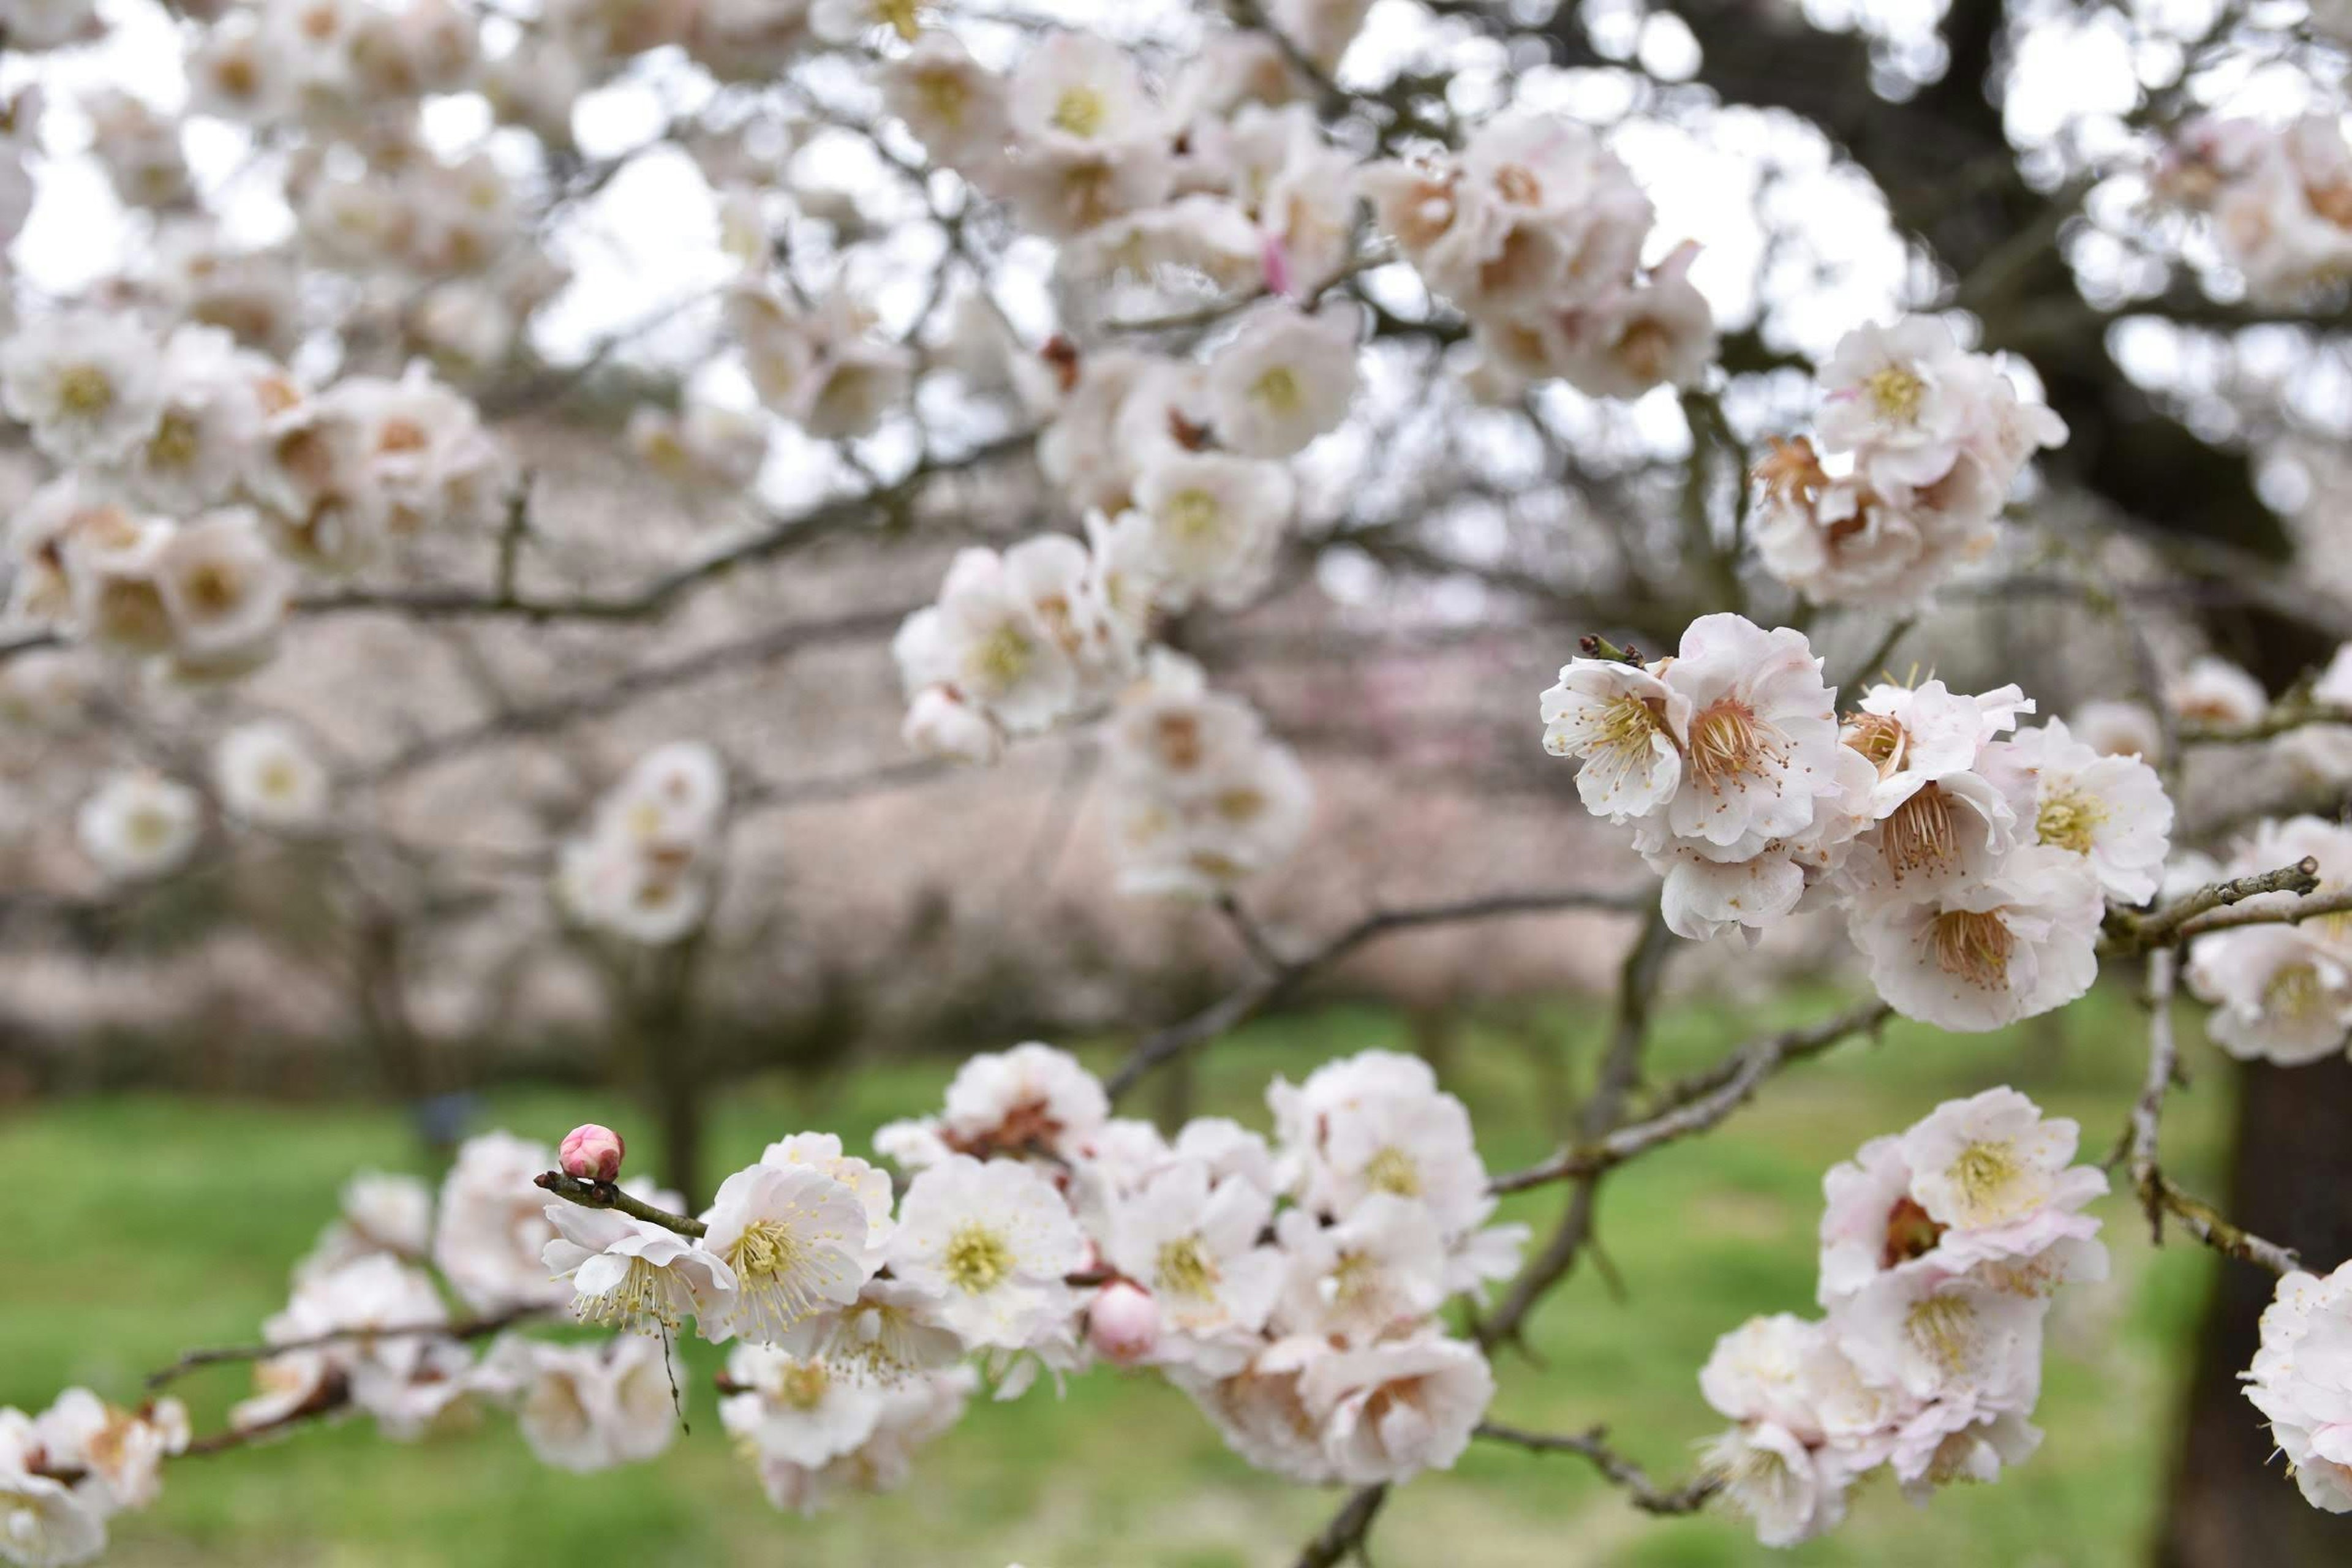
[1102, 887, 1653, 1101]
[1488, 998, 1893, 1194]
[2125, 947, 2300, 1277]
[1478, 908, 1675, 1351]
[2104, 858, 2322, 952]
[1292, 1483, 1389, 1568]
[146, 1306, 546, 1391]
[536, 1171, 709, 1237]
[1473, 1422, 1722, 1515]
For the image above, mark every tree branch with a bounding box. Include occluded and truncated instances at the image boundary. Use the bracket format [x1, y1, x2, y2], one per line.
[2125, 946, 2301, 1277]
[1102, 887, 1654, 1101]
[1473, 1421, 1722, 1514]
[1487, 998, 1893, 1194]
[1477, 908, 1675, 1351]
[1292, 1483, 1389, 1568]
[2103, 858, 2322, 952]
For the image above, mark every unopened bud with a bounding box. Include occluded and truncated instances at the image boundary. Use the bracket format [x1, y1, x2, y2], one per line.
[559, 1123, 625, 1183]
[1087, 1281, 1159, 1365]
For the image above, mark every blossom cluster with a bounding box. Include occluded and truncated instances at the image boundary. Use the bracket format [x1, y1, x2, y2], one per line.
[1363, 111, 1716, 400]
[73, 721, 332, 882]
[0, 1391, 189, 1567]
[556, 742, 733, 944]
[2185, 816, 2352, 1064]
[1700, 1087, 2107, 1546]
[3, 314, 510, 680]
[1099, 650, 1312, 898]
[1540, 612, 2174, 1030]
[2159, 114, 2352, 301]
[0, 1043, 1512, 1539]
[559, 1042, 1515, 1504]
[1751, 315, 2067, 606]
[2245, 1258, 2352, 1513]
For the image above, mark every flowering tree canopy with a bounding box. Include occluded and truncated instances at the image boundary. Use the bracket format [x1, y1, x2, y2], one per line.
[8, 0, 2352, 1559]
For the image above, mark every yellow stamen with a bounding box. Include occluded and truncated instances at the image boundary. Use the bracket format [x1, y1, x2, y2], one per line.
[1865, 365, 1924, 422]
[1364, 1147, 1422, 1197]
[1883, 784, 1960, 879]
[1929, 908, 2014, 989]
[942, 1223, 1014, 1294]
[1155, 1235, 1219, 1298]
[1051, 86, 1106, 138]
[2035, 787, 2106, 854]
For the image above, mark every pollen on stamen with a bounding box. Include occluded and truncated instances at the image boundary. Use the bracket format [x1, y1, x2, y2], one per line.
[1883, 784, 1961, 879]
[573, 1256, 681, 1335]
[1929, 908, 2015, 990]
[1905, 1293, 1978, 1375]
[1687, 699, 1777, 791]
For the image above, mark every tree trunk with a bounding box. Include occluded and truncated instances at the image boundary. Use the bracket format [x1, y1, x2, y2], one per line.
[633, 937, 708, 1208]
[2158, 1056, 2352, 1566]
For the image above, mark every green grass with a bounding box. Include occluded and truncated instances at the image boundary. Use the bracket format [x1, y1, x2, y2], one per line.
[0, 984, 2242, 1566]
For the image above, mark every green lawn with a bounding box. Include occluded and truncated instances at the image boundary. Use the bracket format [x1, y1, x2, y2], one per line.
[1, 984, 2242, 1566]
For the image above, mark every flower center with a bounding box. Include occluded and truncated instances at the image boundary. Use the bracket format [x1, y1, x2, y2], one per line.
[2265, 962, 2325, 1019]
[2036, 786, 2106, 854]
[56, 364, 115, 417]
[1251, 366, 1303, 415]
[1614, 318, 1673, 382]
[915, 68, 967, 125]
[1842, 712, 1907, 777]
[1948, 1140, 2023, 1214]
[1364, 1146, 1422, 1197]
[1686, 698, 1773, 790]
[1883, 783, 1960, 878]
[1492, 163, 1541, 204]
[1214, 787, 1267, 823]
[729, 1218, 809, 1286]
[965, 622, 1035, 693]
[1154, 713, 1203, 771]
[1163, 488, 1224, 542]
[1905, 1292, 1980, 1374]
[126, 807, 176, 853]
[1929, 908, 2014, 989]
[149, 411, 202, 469]
[780, 1359, 830, 1409]
[1051, 86, 1106, 138]
[1326, 1251, 1377, 1308]
[1865, 364, 1924, 423]
[942, 1223, 1014, 1294]
[1880, 1195, 1946, 1268]
[1596, 693, 1664, 765]
[575, 1254, 679, 1332]
[876, 0, 919, 37]
[185, 561, 243, 614]
[1155, 1234, 1220, 1298]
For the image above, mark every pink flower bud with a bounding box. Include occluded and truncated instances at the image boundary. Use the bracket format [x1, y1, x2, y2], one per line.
[560, 1123, 625, 1183]
[1261, 232, 1295, 300]
[1087, 1282, 1159, 1365]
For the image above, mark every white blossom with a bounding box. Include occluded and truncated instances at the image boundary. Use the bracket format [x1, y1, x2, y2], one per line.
[699, 1163, 872, 1344]
[215, 722, 331, 829]
[888, 1155, 1085, 1352]
[75, 772, 202, 882]
[1201, 304, 1357, 458]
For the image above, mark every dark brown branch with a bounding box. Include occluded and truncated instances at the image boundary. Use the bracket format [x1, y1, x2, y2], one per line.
[1473, 1421, 1722, 1515]
[1102, 887, 1653, 1101]
[1478, 908, 1675, 1351]
[2126, 948, 2301, 1277]
[535, 1171, 709, 1237]
[146, 1306, 547, 1392]
[1488, 998, 1893, 1194]
[2104, 858, 2322, 952]
[1292, 1483, 1389, 1568]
